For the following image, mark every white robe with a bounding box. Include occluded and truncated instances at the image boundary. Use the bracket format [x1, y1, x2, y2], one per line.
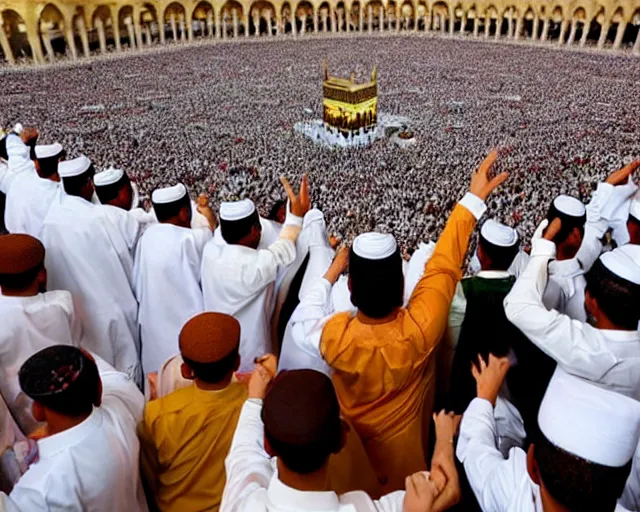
[504, 238, 640, 400]
[5, 135, 34, 176]
[0, 291, 80, 436]
[0, 356, 148, 512]
[38, 195, 142, 381]
[3, 171, 60, 237]
[220, 400, 406, 512]
[133, 223, 211, 374]
[202, 219, 299, 372]
[457, 398, 632, 512]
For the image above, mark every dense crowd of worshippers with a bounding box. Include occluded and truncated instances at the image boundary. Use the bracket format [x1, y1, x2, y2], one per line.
[0, 121, 640, 512]
[2, 37, 639, 254]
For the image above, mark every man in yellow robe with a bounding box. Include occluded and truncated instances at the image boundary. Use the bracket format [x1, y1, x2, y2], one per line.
[139, 312, 247, 512]
[289, 151, 507, 492]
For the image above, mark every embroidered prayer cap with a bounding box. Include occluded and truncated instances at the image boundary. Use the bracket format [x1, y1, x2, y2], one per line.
[0, 234, 45, 275]
[58, 155, 92, 178]
[352, 232, 397, 260]
[599, 245, 640, 285]
[480, 219, 519, 247]
[152, 183, 187, 205]
[220, 199, 256, 221]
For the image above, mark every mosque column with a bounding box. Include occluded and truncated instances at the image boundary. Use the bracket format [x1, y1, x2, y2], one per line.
[313, 9, 319, 33]
[613, 21, 626, 49]
[243, 13, 250, 37]
[0, 14, 15, 65]
[145, 24, 152, 45]
[506, 10, 513, 38]
[367, 5, 372, 32]
[541, 16, 549, 41]
[359, 4, 364, 32]
[448, 7, 455, 35]
[134, 16, 143, 48]
[188, 15, 195, 41]
[425, 12, 431, 32]
[76, 16, 90, 57]
[557, 18, 568, 44]
[473, 16, 479, 37]
[207, 11, 214, 37]
[291, 9, 297, 35]
[459, 13, 465, 34]
[301, 15, 307, 34]
[597, 21, 609, 48]
[494, 15, 502, 39]
[532, 15, 539, 40]
[252, 14, 260, 35]
[180, 15, 187, 41]
[440, 13, 446, 32]
[170, 13, 177, 41]
[215, 9, 222, 38]
[514, 15, 522, 40]
[26, 22, 45, 64]
[567, 18, 577, 45]
[413, 12, 419, 32]
[337, 10, 342, 32]
[484, 15, 490, 37]
[95, 18, 107, 54]
[579, 20, 590, 46]
[41, 26, 56, 62]
[65, 19, 79, 59]
[379, 8, 384, 32]
[232, 10, 239, 38]
[346, 9, 351, 32]
[396, 8, 401, 31]
[331, 6, 336, 32]
[633, 29, 640, 55]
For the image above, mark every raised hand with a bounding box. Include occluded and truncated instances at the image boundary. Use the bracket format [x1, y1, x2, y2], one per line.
[605, 160, 640, 186]
[324, 244, 350, 284]
[280, 173, 311, 218]
[20, 127, 39, 147]
[196, 193, 216, 231]
[403, 472, 439, 512]
[471, 354, 511, 407]
[543, 217, 562, 242]
[248, 354, 277, 400]
[469, 150, 509, 201]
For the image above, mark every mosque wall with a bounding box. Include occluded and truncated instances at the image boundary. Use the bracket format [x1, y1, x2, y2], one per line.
[0, 0, 638, 64]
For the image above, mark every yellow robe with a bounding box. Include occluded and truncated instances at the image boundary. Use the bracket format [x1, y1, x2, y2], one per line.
[320, 203, 476, 492]
[139, 382, 247, 512]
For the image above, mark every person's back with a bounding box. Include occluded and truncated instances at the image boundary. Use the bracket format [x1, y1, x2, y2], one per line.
[2, 346, 147, 511]
[140, 312, 246, 512]
[135, 215, 211, 374]
[39, 156, 140, 379]
[142, 382, 246, 511]
[320, 152, 506, 491]
[5, 171, 59, 237]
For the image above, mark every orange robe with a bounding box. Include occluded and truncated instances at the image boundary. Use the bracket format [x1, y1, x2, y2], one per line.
[320, 203, 477, 492]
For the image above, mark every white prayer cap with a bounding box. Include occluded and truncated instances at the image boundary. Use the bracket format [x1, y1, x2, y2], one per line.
[599, 245, 640, 285]
[480, 219, 518, 247]
[553, 195, 586, 217]
[353, 232, 397, 260]
[152, 183, 187, 204]
[538, 368, 640, 467]
[220, 199, 256, 221]
[94, 167, 124, 188]
[630, 196, 640, 222]
[58, 155, 92, 178]
[34, 143, 63, 160]
[13, 123, 23, 134]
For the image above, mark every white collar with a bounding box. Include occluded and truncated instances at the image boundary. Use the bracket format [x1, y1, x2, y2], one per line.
[129, 182, 140, 211]
[548, 258, 583, 278]
[37, 407, 102, 459]
[598, 329, 640, 342]
[476, 270, 512, 279]
[266, 474, 340, 510]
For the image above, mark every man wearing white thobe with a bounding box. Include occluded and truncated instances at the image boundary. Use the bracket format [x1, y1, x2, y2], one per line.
[504, 235, 640, 400]
[134, 184, 213, 374]
[5, 129, 36, 176]
[201, 176, 309, 372]
[38, 156, 142, 381]
[457, 366, 638, 512]
[0, 349, 148, 512]
[2, 143, 64, 237]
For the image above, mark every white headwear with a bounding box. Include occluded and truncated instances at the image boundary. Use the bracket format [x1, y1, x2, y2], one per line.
[152, 183, 187, 204]
[13, 123, 23, 135]
[630, 196, 640, 222]
[553, 195, 586, 217]
[94, 167, 125, 188]
[353, 232, 397, 260]
[599, 245, 640, 285]
[480, 219, 518, 247]
[220, 199, 256, 221]
[538, 368, 640, 467]
[34, 143, 63, 160]
[58, 155, 92, 178]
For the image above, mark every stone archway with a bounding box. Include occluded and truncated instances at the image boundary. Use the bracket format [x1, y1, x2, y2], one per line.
[296, 1, 314, 33]
[386, 0, 399, 30]
[630, 8, 640, 54]
[350, 0, 363, 32]
[117, 5, 138, 48]
[416, 2, 428, 30]
[91, 5, 114, 53]
[522, 6, 535, 39]
[365, 0, 384, 32]
[483, 4, 498, 37]
[1, 9, 31, 64]
[39, 3, 67, 61]
[70, 6, 90, 58]
[250, 1, 276, 35]
[221, 0, 245, 37]
[432, 1, 450, 33]
[400, 1, 415, 30]
[192, 1, 214, 38]
[163, 2, 187, 42]
[140, 3, 160, 45]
